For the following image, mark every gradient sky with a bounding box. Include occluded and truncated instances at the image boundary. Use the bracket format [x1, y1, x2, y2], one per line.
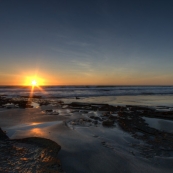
[0, 0, 173, 85]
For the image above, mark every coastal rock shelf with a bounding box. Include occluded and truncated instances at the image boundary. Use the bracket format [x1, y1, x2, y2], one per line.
[0, 128, 64, 173]
[0, 96, 63, 109]
[1, 96, 173, 172]
[64, 102, 173, 158]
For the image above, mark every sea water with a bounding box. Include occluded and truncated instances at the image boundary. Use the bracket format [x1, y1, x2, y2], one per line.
[0, 86, 173, 107]
[0, 85, 173, 98]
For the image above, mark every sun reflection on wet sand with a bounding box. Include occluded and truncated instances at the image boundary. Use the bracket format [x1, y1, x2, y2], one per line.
[30, 128, 46, 137]
[30, 122, 41, 126]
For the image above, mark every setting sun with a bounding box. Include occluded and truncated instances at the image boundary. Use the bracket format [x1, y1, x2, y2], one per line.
[23, 75, 46, 86]
[31, 80, 37, 86]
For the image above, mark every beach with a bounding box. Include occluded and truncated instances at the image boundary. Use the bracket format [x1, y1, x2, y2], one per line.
[0, 88, 173, 173]
[1, 0, 173, 172]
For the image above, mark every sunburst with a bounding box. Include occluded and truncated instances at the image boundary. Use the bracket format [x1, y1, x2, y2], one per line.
[31, 80, 37, 86]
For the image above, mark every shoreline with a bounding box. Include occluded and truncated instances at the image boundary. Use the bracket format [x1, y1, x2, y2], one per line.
[0, 96, 173, 172]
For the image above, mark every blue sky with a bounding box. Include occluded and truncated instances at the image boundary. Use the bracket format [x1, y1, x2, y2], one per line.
[0, 0, 173, 85]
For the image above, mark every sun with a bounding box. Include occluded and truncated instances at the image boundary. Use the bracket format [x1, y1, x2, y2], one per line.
[31, 80, 37, 86]
[23, 75, 45, 86]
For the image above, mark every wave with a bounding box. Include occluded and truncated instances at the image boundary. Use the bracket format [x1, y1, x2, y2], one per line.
[0, 86, 173, 98]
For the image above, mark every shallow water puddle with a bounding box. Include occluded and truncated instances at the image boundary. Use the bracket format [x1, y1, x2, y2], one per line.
[143, 117, 173, 133]
[5, 121, 62, 138]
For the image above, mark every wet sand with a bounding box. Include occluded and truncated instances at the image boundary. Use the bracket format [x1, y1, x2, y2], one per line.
[0, 96, 173, 173]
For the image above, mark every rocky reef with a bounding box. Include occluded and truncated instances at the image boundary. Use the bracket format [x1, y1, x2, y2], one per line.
[0, 128, 64, 173]
[65, 102, 173, 158]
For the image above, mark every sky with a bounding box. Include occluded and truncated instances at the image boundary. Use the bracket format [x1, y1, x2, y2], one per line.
[0, 0, 173, 85]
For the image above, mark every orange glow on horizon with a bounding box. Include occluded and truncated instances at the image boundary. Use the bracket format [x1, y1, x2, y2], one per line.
[24, 75, 45, 86]
[2, 69, 173, 86]
[23, 75, 49, 98]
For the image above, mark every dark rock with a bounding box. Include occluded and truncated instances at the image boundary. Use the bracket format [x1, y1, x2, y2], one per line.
[90, 115, 102, 121]
[25, 105, 33, 108]
[103, 112, 110, 117]
[109, 115, 118, 120]
[0, 128, 9, 140]
[40, 101, 49, 106]
[90, 115, 94, 119]
[102, 119, 114, 126]
[93, 120, 98, 125]
[0, 136, 64, 172]
[57, 100, 64, 104]
[79, 110, 88, 113]
[46, 110, 53, 112]
[83, 118, 92, 122]
[20, 95, 42, 98]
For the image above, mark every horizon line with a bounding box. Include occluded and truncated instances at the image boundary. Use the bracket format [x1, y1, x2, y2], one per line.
[0, 85, 173, 87]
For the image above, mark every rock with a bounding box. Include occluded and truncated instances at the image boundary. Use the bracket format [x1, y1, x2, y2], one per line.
[93, 120, 98, 125]
[57, 100, 64, 104]
[102, 119, 114, 126]
[0, 127, 9, 140]
[79, 119, 83, 124]
[109, 115, 118, 120]
[46, 110, 53, 112]
[40, 101, 49, 106]
[25, 105, 33, 108]
[90, 115, 102, 121]
[103, 112, 110, 117]
[90, 115, 95, 119]
[20, 95, 42, 98]
[71, 121, 77, 125]
[85, 119, 92, 122]
[0, 137, 64, 172]
[79, 110, 88, 113]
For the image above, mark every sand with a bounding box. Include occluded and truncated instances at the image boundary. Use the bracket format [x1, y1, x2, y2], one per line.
[0, 96, 173, 173]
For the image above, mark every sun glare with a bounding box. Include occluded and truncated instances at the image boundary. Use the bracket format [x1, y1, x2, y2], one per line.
[23, 76, 44, 86]
[31, 80, 37, 86]
[22, 75, 47, 98]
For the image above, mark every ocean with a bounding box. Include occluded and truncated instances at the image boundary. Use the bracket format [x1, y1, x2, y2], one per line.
[0, 86, 173, 98]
